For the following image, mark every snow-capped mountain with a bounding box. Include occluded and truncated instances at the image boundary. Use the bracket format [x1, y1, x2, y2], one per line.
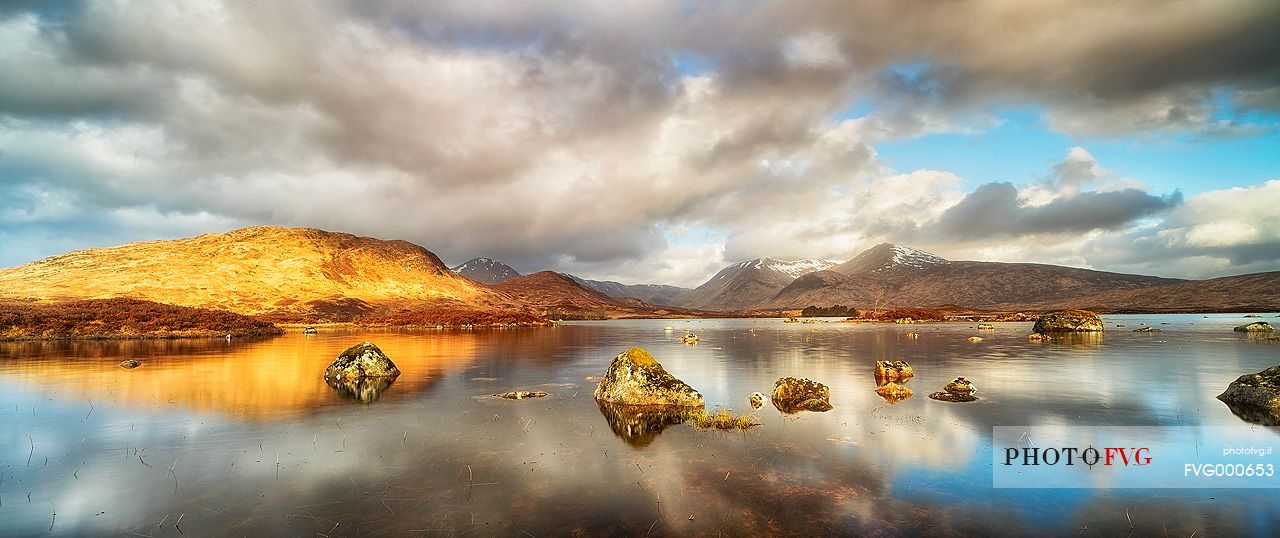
[450, 257, 520, 285]
[683, 257, 843, 310]
[725, 258, 843, 279]
[834, 243, 949, 275]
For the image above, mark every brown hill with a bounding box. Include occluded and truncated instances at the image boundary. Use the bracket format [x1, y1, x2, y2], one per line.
[494, 271, 704, 319]
[0, 226, 503, 317]
[1024, 271, 1280, 312]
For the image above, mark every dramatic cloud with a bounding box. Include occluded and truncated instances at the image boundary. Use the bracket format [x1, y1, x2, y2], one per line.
[0, 1, 1276, 286]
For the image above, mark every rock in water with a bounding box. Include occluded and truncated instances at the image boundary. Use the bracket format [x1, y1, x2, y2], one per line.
[497, 391, 548, 399]
[324, 342, 400, 381]
[1234, 322, 1274, 333]
[1218, 365, 1280, 411]
[874, 360, 914, 382]
[120, 359, 141, 369]
[875, 382, 913, 404]
[929, 377, 978, 402]
[1032, 310, 1104, 333]
[748, 391, 766, 409]
[593, 348, 704, 407]
[304, 326, 318, 334]
[977, 323, 995, 330]
[772, 377, 832, 413]
[966, 336, 983, 343]
[1133, 326, 1162, 333]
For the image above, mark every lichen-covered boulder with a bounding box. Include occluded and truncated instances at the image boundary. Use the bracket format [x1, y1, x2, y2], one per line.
[1032, 310, 1104, 333]
[120, 359, 141, 369]
[1218, 365, 1280, 411]
[748, 391, 766, 409]
[875, 382, 913, 404]
[772, 376, 832, 413]
[874, 360, 914, 382]
[1234, 322, 1274, 333]
[593, 348, 704, 407]
[929, 377, 978, 402]
[324, 342, 400, 381]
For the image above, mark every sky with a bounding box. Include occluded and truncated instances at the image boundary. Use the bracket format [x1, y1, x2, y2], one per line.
[0, 0, 1277, 287]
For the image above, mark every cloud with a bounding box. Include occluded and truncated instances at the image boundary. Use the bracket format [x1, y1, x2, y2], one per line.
[0, 1, 1275, 286]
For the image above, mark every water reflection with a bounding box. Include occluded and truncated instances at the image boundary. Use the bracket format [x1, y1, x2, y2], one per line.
[0, 331, 480, 418]
[3, 316, 1280, 536]
[325, 375, 396, 403]
[1220, 402, 1280, 425]
[595, 401, 692, 447]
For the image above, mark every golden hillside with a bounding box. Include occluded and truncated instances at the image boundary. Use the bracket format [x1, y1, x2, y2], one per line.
[0, 226, 502, 316]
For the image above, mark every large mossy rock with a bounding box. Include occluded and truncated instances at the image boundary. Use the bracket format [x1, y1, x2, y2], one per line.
[772, 376, 833, 413]
[1032, 310, 1104, 333]
[1218, 365, 1280, 411]
[1234, 322, 1275, 333]
[593, 348, 704, 407]
[324, 342, 400, 381]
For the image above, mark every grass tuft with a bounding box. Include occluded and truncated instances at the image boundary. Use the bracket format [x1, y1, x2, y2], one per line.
[690, 409, 761, 430]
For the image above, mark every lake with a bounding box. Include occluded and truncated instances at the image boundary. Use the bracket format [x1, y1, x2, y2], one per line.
[2, 314, 1279, 536]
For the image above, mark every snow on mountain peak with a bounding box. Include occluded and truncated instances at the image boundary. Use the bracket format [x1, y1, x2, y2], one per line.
[884, 245, 948, 269]
[725, 257, 841, 279]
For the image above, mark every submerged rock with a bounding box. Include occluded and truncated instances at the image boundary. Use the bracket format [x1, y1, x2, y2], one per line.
[1217, 365, 1280, 413]
[874, 360, 914, 382]
[1027, 333, 1044, 341]
[1234, 322, 1275, 333]
[771, 376, 832, 413]
[875, 382, 913, 404]
[929, 377, 978, 402]
[748, 391, 766, 409]
[119, 359, 141, 369]
[324, 342, 400, 382]
[905, 332, 919, 339]
[496, 390, 548, 400]
[966, 336, 983, 343]
[1032, 310, 1104, 333]
[1133, 326, 1162, 333]
[977, 323, 995, 330]
[678, 333, 700, 344]
[593, 348, 704, 407]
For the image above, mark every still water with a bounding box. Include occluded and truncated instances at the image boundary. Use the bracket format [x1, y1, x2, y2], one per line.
[2, 315, 1279, 536]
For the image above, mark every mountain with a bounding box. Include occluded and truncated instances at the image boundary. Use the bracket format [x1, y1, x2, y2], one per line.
[0, 226, 503, 317]
[681, 257, 841, 311]
[451, 257, 520, 284]
[771, 244, 1186, 311]
[566, 275, 693, 307]
[493, 271, 698, 319]
[833, 243, 949, 274]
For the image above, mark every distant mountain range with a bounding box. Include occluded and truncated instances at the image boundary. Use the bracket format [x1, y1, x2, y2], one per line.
[1, 227, 1275, 319]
